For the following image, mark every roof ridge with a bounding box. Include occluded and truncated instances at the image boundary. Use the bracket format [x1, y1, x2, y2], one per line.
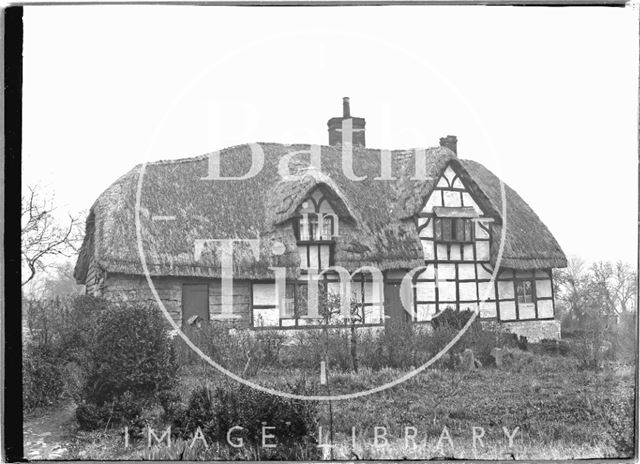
[142, 142, 444, 167]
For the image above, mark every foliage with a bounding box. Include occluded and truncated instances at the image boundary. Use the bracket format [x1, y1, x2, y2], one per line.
[76, 392, 145, 433]
[554, 257, 637, 369]
[431, 306, 473, 330]
[571, 316, 613, 370]
[612, 311, 637, 363]
[175, 323, 288, 377]
[602, 395, 635, 457]
[27, 260, 84, 299]
[533, 338, 571, 356]
[23, 344, 65, 411]
[58, 347, 635, 460]
[81, 301, 178, 407]
[75, 300, 178, 431]
[555, 256, 636, 323]
[176, 307, 526, 375]
[24, 296, 174, 427]
[23, 295, 109, 411]
[170, 381, 320, 460]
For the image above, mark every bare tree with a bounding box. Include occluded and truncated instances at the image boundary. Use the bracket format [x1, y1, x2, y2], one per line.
[35, 261, 84, 298]
[590, 261, 637, 317]
[556, 256, 636, 317]
[611, 261, 636, 314]
[21, 186, 83, 287]
[553, 256, 594, 320]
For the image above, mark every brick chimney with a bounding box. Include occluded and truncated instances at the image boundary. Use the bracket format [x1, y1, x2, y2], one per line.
[439, 135, 457, 155]
[327, 97, 366, 147]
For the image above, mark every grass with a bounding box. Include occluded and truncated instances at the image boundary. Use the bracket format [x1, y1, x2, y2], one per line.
[60, 352, 635, 460]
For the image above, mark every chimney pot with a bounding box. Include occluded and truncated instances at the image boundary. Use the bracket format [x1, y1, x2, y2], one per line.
[439, 135, 458, 155]
[343, 97, 350, 118]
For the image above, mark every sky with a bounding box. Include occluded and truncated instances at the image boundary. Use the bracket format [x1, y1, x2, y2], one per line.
[22, 5, 639, 266]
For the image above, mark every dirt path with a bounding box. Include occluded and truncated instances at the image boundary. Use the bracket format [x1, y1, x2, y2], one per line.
[23, 403, 76, 460]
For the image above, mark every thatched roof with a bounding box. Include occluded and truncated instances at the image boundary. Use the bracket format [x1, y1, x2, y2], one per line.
[74, 143, 566, 283]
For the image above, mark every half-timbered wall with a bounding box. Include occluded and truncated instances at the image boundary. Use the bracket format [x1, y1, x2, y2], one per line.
[250, 272, 383, 328]
[414, 163, 555, 323]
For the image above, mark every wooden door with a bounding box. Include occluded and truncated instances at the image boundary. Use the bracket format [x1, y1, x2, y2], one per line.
[384, 281, 411, 323]
[182, 283, 209, 328]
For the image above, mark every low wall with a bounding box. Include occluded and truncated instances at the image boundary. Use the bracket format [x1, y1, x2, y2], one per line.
[483, 319, 561, 342]
[258, 319, 560, 343]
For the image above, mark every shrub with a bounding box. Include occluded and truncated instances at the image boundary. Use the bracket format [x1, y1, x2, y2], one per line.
[356, 328, 388, 371]
[499, 347, 543, 372]
[603, 396, 635, 457]
[175, 307, 530, 376]
[76, 391, 146, 434]
[177, 324, 288, 376]
[172, 381, 320, 460]
[75, 401, 112, 430]
[280, 328, 354, 372]
[534, 338, 571, 356]
[572, 316, 611, 370]
[418, 324, 460, 369]
[459, 323, 511, 367]
[417, 309, 516, 368]
[23, 345, 64, 411]
[608, 313, 636, 365]
[431, 307, 473, 330]
[77, 300, 178, 429]
[23, 295, 109, 411]
[381, 319, 418, 368]
[176, 322, 235, 366]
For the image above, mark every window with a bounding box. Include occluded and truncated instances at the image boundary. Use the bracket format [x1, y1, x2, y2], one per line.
[296, 214, 334, 242]
[333, 275, 384, 325]
[251, 276, 386, 328]
[434, 218, 474, 243]
[308, 215, 318, 241]
[282, 283, 308, 320]
[253, 282, 310, 327]
[321, 216, 334, 241]
[516, 280, 535, 304]
[295, 192, 337, 271]
[252, 283, 279, 327]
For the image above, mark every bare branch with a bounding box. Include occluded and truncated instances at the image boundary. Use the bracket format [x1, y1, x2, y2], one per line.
[21, 185, 84, 286]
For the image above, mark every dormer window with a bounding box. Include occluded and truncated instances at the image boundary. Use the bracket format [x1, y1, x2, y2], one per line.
[295, 190, 337, 271]
[297, 214, 334, 242]
[322, 216, 334, 241]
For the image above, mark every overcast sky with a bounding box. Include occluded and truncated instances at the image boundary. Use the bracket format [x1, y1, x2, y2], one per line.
[22, 5, 638, 266]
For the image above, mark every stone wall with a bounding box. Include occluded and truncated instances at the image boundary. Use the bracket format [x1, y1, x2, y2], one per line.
[482, 319, 561, 342]
[102, 274, 252, 328]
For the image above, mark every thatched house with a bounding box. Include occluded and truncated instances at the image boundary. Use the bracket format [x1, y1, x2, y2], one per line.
[74, 98, 567, 341]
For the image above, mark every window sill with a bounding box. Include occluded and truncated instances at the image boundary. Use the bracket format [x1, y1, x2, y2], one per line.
[251, 322, 386, 330]
[297, 239, 335, 245]
[434, 240, 475, 245]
